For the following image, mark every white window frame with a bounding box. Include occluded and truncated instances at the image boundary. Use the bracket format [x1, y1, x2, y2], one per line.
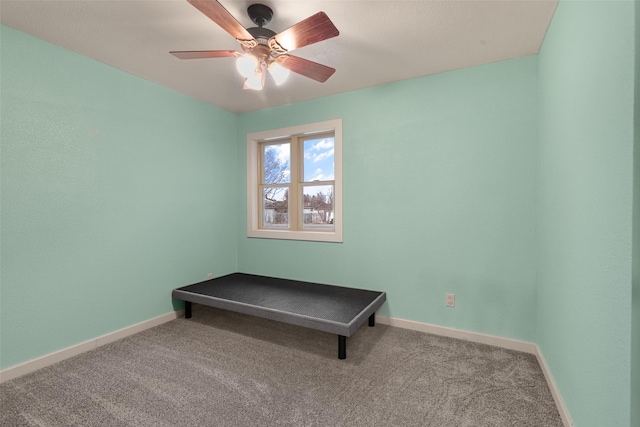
[247, 119, 343, 242]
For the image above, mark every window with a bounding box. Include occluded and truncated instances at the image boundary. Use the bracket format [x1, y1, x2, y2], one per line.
[247, 119, 342, 242]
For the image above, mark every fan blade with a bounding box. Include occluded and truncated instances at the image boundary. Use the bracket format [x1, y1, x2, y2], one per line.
[187, 0, 256, 47]
[170, 50, 241, 59]
[268, 12, 339, 53]
[276, 55, 335, 83]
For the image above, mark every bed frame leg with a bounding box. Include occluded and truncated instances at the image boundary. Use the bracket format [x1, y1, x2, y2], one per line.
[368, 313, 375, 327]
[338, 335, 346, 359]
[185, 301, 192, 319]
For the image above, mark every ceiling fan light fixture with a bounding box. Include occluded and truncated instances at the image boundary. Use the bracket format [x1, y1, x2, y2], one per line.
[236, 54, 259, 78]
[172, 0, 340, 90]
[244, 73, 263, 90]
[268, 61, 290, 86]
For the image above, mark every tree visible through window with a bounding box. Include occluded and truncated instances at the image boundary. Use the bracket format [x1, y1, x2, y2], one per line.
[260, 134, 335, 231]
[261, 142, 290, 227]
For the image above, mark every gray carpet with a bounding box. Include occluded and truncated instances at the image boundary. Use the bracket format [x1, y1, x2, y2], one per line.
[1, 307, 563, 426]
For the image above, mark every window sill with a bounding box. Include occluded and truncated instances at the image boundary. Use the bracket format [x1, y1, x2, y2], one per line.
[247, 228, 343, 243]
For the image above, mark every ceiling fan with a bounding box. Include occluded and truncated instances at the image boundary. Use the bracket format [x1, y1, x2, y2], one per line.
[170, 0, 339, 90]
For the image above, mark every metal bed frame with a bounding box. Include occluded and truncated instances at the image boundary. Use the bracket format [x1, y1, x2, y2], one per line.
[172, 273, 386, 359]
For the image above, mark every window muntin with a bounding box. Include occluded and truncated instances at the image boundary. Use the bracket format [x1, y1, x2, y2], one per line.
[247, 119, 342, 242]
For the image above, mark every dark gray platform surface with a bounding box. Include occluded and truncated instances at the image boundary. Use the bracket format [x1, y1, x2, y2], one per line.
[172, 273, 386, 336]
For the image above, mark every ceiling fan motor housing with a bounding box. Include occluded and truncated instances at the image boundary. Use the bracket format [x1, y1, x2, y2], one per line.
[244, 27, 277, 61]
[244, 4, 277, 58]
[246, 26, 276, 42]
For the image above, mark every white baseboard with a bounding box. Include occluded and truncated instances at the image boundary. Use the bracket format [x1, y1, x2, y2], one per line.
[534, 345, 574, 427]
[0, 310, 184, 384]
[375, 315, 537, 353]
[376, 315, 573, 427]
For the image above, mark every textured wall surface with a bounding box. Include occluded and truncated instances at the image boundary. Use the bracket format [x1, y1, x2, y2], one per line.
[0, 26, 239, 369]
[537, 1, 635, 426]
[237, 56, 539, 343]
[632, 2, 640, 426]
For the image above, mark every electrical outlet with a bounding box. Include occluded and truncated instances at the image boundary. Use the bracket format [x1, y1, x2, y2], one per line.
[207, 273, 213, 279]
[446, 293, 455, 307]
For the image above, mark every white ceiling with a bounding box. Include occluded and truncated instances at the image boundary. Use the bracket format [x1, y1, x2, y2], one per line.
[1, 0, 557, 114]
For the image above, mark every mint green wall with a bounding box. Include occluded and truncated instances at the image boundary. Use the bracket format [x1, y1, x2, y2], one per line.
[632, 1, 640, 425]
[0, 26, 238, 369]
[537, 1, 635, 426]
[237, 57, 539, 342]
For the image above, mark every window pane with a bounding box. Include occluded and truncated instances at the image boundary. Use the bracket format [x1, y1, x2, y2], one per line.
[262, 186, 289, 228]
[302, 185, 334, 229]
[303, 137, 334, 182]
[263, 143, 290, 184]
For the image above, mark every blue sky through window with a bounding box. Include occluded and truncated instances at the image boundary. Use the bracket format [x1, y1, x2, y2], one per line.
[303, 137, 334, 182]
